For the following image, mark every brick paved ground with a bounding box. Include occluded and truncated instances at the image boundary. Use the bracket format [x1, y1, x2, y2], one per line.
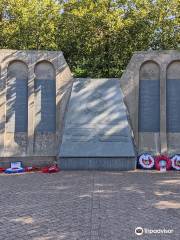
[0, 170, 179, 240]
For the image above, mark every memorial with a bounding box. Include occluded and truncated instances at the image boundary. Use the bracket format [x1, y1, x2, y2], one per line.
[59, 78, 136, 170]
[120, 50, 180, 156]
[0, 49, 180, 170]
[0, 50, 73, 167]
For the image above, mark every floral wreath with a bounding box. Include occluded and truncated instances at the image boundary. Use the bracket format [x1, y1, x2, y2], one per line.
[171, 155, 180, 171]
[138, 153, 155, 169]
[155, 155, 171, 171]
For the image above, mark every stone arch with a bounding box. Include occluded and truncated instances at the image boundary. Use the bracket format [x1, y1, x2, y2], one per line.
[35, 60, 55, 80]
[34, 60, 56, 132]
[138, 60, 160, 153]
[167, 61, 180, 132]
[139, 60, 160, 80]
[6, 60, 28, 132]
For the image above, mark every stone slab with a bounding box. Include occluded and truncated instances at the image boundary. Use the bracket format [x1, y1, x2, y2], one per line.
[139, 80, 160, 132]
[59, 78, 135, 158]
[35, 79, 56, 132]
[167, 79, 180, 132]
[6, 78, 28, 132]
[15, 79, 28, 132]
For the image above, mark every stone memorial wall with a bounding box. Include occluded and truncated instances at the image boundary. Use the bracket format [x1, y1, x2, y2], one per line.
[0, 49, 179, 169]
[0, 50, 73, 167]
[120, 50, 180, 155]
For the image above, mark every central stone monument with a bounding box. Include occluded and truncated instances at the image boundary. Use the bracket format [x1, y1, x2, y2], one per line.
[59, 78, 136, 170]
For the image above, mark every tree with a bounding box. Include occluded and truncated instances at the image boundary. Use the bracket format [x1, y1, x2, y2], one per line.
[0, 0, 60, 49]
[0, 0, 179, 77]
[58, 0, 179, 77]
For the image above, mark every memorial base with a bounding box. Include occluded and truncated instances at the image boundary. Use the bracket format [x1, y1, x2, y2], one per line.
[0, 157, 55, 168]
[58, 157, 136, 171]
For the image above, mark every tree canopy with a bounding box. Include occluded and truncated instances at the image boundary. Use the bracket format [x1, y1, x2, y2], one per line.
[0, 0, 179, 77]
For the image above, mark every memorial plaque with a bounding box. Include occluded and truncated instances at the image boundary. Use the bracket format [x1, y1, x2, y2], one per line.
[6, 77, 16, 132]
[15, 79, 28, 132]
[64, 128, 95, 142]
[35, 79, 56, 132]
[139, 80, 160, 132]
[6, 61, 28, 133]
[167, 79, 180, 132]
[99, 134, 129, 142]
[60, 78, 135, 157]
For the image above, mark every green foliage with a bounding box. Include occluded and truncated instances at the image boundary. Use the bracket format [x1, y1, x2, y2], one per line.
[0, 0, 179, 77]
[0, 0, 60, 49]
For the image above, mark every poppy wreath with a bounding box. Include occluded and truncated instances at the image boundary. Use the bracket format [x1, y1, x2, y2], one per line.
[155, 155, 171, 171]
[48, 165, 60, 173]
[171, 155, 180, 171]
[138, 153, 155, 169]
[25, 166, 40, 172]
[42, 164, 60, 173]
[0, 167, 5, 173]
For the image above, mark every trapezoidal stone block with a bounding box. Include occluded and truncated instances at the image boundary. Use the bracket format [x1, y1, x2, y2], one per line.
[59, 78, 136, 170]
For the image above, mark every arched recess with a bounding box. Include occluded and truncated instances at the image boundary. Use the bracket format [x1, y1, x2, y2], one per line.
[166, 61, 180, 153]
[6, 60, 28, 132]
[34, 61, 56, 133]
[138, 61, 160, 153]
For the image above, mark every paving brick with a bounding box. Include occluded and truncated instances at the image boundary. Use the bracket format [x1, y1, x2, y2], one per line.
[0, 171, 179, 240]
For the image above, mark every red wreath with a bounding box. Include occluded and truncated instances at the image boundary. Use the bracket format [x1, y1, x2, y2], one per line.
[25, 166, 40, 172]
[42, 165, 60, 173]
[155, 155, 171, 171]
[0, 167, 5, 173]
